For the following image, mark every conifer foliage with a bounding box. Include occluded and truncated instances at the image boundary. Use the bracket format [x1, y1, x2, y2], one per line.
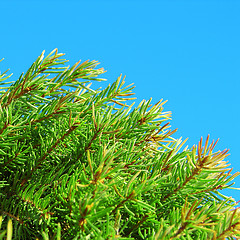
[0, 49, 240, 239]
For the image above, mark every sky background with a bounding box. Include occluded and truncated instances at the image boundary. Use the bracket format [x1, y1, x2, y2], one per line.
[1, 1, 239, 203]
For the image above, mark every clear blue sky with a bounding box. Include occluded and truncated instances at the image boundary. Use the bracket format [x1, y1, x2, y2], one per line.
[1, 1, 240, 203]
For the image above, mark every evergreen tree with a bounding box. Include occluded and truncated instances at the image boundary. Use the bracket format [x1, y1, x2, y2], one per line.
[0, 49, 239, 239]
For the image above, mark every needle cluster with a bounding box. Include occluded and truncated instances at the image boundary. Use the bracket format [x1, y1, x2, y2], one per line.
[0, 50, 239, 239]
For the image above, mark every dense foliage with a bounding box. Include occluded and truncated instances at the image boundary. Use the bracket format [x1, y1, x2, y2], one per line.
[0, 49, 239, 239]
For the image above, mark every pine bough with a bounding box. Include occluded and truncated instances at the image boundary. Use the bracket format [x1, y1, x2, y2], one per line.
[0, 50, 239, 239]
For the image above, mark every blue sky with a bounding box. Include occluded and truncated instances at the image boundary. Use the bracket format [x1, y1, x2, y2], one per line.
[1, 1, 240, 203]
